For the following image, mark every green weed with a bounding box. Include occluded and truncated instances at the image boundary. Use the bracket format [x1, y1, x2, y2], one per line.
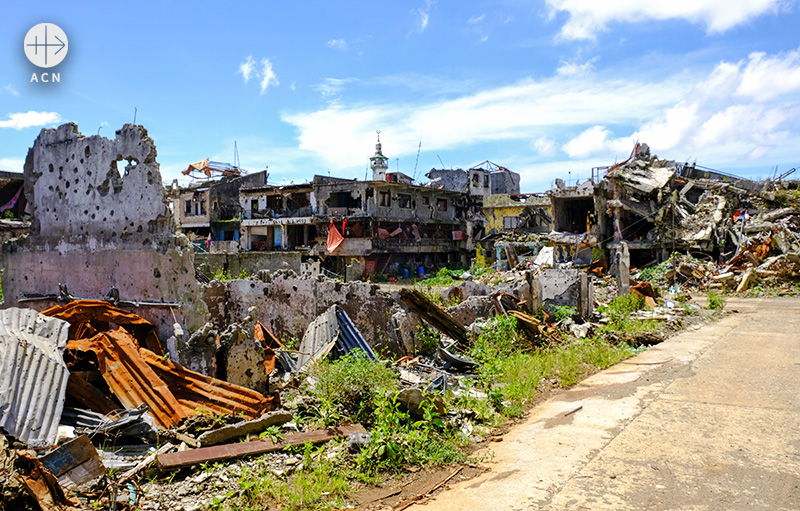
[706, 291, 726, 311]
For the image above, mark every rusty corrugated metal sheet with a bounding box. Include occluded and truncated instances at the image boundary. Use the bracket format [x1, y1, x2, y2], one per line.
[42, 300, 164, 355]
[43, 300, 277, 429]
[0, 308, 70, 447]
[67, 329, 188, 429]
[140, 347, 276, 419]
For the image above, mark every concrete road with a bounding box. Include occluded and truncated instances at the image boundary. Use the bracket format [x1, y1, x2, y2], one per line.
[411, 297, 800, 510]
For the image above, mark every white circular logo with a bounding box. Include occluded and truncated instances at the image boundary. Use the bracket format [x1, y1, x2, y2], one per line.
[24, 23, 68, 68]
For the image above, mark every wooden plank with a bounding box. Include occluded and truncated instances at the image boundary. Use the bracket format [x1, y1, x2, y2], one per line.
[156, 424, 366, 470]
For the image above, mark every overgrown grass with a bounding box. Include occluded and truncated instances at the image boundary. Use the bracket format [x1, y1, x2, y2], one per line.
[468, 316, 637, 418]
[213, 268, 249, 282]
[209, 441, 353, 511]
[304, 354, 398, 426]
[417, 267, 460, 288]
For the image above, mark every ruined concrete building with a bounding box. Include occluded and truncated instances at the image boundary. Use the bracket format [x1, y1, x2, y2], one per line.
[0, 124, 209, 368]
[181, 136, 515, 277]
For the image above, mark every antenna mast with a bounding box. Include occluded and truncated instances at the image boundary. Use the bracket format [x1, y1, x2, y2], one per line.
[234, 141, 240, 170]
[412, 138, 422, 181]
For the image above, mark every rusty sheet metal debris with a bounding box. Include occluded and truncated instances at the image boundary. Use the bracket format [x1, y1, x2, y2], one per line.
[39, 434, 104, 489]
[140, 347, 277, 420]
[42, 299, 164, 355]
[15, 450, 81, 511]
[157, 424, 367, 470]
[0, 308, 71, 447]
[67, 329, 187, 429]
[65, 327, 276, 429]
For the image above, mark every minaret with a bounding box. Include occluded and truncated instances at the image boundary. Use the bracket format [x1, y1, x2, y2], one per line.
[370, 131, 389, 181]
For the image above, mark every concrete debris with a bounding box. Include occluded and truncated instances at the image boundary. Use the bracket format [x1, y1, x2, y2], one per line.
[197, 410, 293, 447]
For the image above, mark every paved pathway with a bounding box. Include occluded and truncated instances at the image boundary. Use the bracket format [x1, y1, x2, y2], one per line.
[410, 297, 800, 510]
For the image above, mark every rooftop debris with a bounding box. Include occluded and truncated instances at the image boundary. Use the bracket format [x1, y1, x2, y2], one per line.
[296, 305, 377, 370]
[0, 308, 71, 447]
[41, 300, 277, 429]
[39, 435, 104, 489]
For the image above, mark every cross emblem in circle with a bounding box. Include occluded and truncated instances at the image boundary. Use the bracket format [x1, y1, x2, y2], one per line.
[24, 23, 68, 68]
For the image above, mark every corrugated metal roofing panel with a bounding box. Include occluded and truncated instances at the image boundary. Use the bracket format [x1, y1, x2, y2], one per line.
[296, 305, 376, 370]
[0, 308, 70, 447]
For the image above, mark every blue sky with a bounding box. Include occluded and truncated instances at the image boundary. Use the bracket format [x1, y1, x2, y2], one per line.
[1, 1, 799, 191]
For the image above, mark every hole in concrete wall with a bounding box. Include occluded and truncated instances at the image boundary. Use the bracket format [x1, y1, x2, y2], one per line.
[153, 268, 161, 279]
[137, 225, 143, 233]
[48, 163, 54, 173]
[91, 213, 95, 219]
[84, 210, 88, 215]
[65, 181, 70, 189]
[110, 210, 114, 216]
[73, 167, 78, 174]
[181, 267, 188, 274]
[80, 159, 83, 164]
[48, 185, 53, 191]
[85, 146, 91, 158]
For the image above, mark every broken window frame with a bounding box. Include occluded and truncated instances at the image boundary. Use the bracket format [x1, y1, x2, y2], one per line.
[398, 194, 412, 209]
[379, 191, 391, 207]
[436, 198, 447, 212]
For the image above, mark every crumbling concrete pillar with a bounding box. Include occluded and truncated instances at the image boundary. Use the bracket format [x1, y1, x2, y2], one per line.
[616, 242, 630, 296]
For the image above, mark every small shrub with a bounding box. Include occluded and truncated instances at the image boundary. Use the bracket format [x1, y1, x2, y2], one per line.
[552, 305, 577, 323]
[706, 291, 725, 311]
[307, 354, 398, 425]
[413, 324, 440, 357]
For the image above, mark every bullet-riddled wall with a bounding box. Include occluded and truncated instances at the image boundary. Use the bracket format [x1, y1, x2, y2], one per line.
[1, 123, 209, 365]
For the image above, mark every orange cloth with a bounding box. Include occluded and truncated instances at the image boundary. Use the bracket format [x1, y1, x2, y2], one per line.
[327, 218, 345, 252]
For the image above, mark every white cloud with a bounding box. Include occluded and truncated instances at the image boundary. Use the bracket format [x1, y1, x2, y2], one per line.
[411, 0, 433, 33]
[0, 111, 61, 130]
[283, 46, 800, 174]
[532, 136, 558, 156]
[736, 47, 800, 101]
[0, 85, 19, 98]
[556, 57, 598, 76]
[0, 157, 24, 172]
[259, 58, 279, 94]
[282, 75, 685, 169]
[313, 77, 359, 98]
[238, 56, 279, 94]
[326, 38, 348, 51]
[546, 0, 787, 40]
[238, 55, 256, 83]
[468, 13, 485, 24]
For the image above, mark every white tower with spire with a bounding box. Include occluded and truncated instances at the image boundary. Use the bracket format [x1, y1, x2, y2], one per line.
[370, 131, 389, 181]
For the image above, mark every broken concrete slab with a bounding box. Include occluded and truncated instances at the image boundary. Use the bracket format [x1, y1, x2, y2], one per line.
[197, 410, 293, 447]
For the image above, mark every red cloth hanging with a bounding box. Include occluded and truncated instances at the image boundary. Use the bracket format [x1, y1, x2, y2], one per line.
[327, 218, 345, 252]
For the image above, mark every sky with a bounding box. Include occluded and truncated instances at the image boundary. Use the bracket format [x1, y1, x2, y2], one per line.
[1, 1, 799, 192]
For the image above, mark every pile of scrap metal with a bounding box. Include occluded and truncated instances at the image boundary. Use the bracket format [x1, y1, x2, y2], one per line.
[0, 303, 283, 510]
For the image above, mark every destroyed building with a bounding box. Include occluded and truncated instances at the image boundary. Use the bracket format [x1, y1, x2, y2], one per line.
[0, 170, 30, 244]
[0, 123, 210, 369]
